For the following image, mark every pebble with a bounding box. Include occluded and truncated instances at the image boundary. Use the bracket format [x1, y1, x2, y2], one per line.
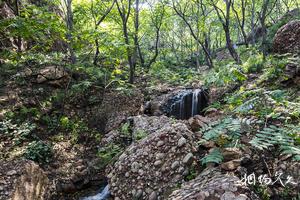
[156, 153, 165, 160]
[178, 137, 187, 147]
[7, 170, 17, 176]
[149, 191, 158, 200]
[157, 141, 164, 147]
[183, 153, 193, 164]
[171, 161, 180, 170]
[154, 160, 162, 167]
[135, 189, 143, 198]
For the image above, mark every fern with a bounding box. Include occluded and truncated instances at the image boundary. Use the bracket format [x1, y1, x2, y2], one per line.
[201, 148, 223, 165]
[201, 117, 241, 141]
[250, 125, 300, 160]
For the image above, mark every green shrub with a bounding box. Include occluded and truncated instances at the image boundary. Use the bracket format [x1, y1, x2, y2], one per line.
[242, 53, 264, 73]
[0, 119, 36, 145]
[97, 144, 122, 168]
[24, 141, 53, 164]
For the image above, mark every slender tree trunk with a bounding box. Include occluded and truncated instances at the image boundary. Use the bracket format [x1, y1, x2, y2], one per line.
[251, 0, 256, 44]
[65, 0, 76, 64]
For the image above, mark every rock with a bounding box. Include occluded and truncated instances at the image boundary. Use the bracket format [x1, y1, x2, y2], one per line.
[35, 66, 71, 87]
[6, 170, 17, 176]
[171, 161, 180, 170]
[178, 137, 187, 147]
[188, 115, 210, 132]
[182, 153, 194, 165]
[167, 168, 259, 200]
[157, 141, 164, 147]
[221, 159, 241, 171]
[106, 123, 197, 199]
[149, 191, 158, 200]
[273, 20, 300, 54]
[0, 160, 51, 200]
[154, 160, 162, 167]
[222, 148, 242, 162]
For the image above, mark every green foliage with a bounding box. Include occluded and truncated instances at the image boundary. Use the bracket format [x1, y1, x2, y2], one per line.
[252, 184, 271, 200]
[24, 140, 53, 164]
[242, 53, 264, 73]
[120, 122, 131, 137]
[200, 117, 241, 141]
[0, 119, 36, 145]
[201, 148, 223, 166]
[134, 130, 148, 141]
[250, 125, 300, 161]
[97, 144, 122, 168]
[150, 61, 201, 85]
[227, 87, 299, 120]
[204, 63, 247, 87]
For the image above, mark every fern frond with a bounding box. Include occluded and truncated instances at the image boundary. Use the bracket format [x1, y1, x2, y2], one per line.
[201, 148, 223, 165]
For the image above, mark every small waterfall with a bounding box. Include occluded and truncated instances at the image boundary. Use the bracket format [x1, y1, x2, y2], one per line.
[82, 185, 110, 200]
[192, 89, 201, 116]
[168, 89, 208, 120]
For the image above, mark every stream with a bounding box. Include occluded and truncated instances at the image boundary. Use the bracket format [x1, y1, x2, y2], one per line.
[81, 185, 110, 200]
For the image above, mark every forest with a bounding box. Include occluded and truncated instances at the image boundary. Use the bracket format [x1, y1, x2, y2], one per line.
[0, 0, 299, 199]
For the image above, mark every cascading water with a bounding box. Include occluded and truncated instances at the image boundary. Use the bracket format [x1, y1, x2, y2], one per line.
[191, 89, 201, 116]
[81, 185, 110, 200]
[167, 89, 208, 119]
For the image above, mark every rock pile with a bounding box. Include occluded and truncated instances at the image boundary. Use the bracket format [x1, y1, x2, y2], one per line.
[106, 122, 197, 200]
[273, 20, 300, 54]
[168, 168, 259, 200]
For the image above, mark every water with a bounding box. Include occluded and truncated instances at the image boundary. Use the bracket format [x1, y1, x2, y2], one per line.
[169, 89, 208, 119]
[81, 185, 110, 200]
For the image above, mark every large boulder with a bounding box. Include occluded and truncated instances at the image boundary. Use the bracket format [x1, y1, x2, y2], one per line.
[0, 159, 51, 200]
[273, 20, 300, 54]
[106, 122, 197, 200]
[168, 168, 259, 200]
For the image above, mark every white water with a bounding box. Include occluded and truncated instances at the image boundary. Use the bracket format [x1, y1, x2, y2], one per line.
[82, 185, 110, 200]
[191, 89, 201, 116]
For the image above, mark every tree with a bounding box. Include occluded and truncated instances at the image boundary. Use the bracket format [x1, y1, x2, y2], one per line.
[90, 0, 116, 65]
[116, 0, 134, 83]
[172, 0, 214, 68]
[210, 0, 241, 64]
[232, 0, 249, 46]
[61, 0, 76, 64]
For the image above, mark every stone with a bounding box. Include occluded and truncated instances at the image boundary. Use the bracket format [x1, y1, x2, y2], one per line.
[154, 160, 162, 167]
[35, 66, 70, 87]
[167, 168, 257, 200]
[134, 189, 143, 199]
[178, 137, 187, 147]
[157, 141, 164, 147]
[7, 160, 51, 200]
[156, 153, 165, 160]
[106, 123, 196, 199]
[188, 115, 210, 132]
[171, 161, 180, 170]
[222, 148, 242, 162]
[221, 191, 236, 200]
[182, 153, 193, 165]
[273, 20, 300, 54]
[7, 170, 17, 176]
[221, 159, 241, 171]
[149, 191, 158, 200]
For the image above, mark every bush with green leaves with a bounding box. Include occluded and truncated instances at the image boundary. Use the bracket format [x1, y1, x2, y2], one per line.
[97, 144, 122, 168]
[24, 141, 53, 164]
[0, 119, 36, 145]
[203, 62, 247, 87]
